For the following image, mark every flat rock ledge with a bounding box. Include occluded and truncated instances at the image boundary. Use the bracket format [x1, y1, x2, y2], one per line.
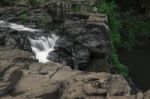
[0, 48, 150, 99]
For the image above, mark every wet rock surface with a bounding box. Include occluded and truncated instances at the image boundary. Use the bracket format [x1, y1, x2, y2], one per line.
[50, 12, 111, 70]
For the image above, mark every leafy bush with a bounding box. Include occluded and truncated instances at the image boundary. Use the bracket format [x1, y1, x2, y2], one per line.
[96, 1, 122, 48]
[95, 1, 128, 77]
[38, 14, 50, 27]
[0, 76, 3, 81]
[70, 4, 81, 12]
[20, 13, 28, 23]
[111, 46, 128, 77]
[139, 20, 150, 37]
[28, 0, 41, 7]
[121, 16, 150, 49]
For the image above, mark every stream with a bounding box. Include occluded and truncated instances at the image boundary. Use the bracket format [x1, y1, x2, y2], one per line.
[118, 45, 150, 91]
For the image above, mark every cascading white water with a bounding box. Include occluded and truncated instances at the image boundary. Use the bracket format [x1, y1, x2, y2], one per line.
[0, 20, 59, 63]
[0, 20, 39, 32]
[30, 34, 59, 63]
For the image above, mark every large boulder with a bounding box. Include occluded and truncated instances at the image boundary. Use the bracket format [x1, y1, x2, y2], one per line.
[51, 13, 111, 71]
[46, 1, 71, 22]
[60, 72, 131, 99]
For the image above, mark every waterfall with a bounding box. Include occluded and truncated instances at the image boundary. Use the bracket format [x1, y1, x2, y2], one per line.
[30, 34, 59, 63]
[0, 20, 59, 63]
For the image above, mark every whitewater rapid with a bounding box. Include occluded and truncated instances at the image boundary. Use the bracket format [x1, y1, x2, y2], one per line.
[0, 20, 39, 32]
[30, 34, 59, 63]
[0, 20, 59, 63]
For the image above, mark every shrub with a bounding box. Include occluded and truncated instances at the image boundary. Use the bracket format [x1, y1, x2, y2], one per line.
[111, 46, 128, 77]
[70, 4, 81, 12]
[27, 0, 41, 7]
[96, 1, 122, 48]
[139, 20, 150, 38]
[95, 1, 128, 77]
[20, 13, 28, 23]
[121, 16, 150, 49]
[0, 76, 3, 81]
[38, 15, 50, 27]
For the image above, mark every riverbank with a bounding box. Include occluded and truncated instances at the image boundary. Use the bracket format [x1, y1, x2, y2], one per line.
[0, 48, 150, 99]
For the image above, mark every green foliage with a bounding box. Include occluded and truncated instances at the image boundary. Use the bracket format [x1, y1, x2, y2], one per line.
[95, 1, 128, 77]
[122, 16, 150, 49]
[0, 76, 3, 81]
[111, 46, 128, 77]
[20, 13, 28, 23]
[38, 15, 50, 27]
[96, 1, 122, 48]
[70, 5, 81, 12]
[139, 20, 150, 37]
[0, 78, 2, 81]
[28, 0, 41, 7]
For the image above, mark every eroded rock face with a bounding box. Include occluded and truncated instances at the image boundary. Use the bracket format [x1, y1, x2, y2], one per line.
[0, 48, 130, 99]
[60, 72, 132, 99]
[46, 1, 71, 22]
[0, 48, 33, 97]
[0, 48, 149, 99]
[46, 1, 111, 69]
[48, 12, 111, 70]
[0, 27, 31, 49]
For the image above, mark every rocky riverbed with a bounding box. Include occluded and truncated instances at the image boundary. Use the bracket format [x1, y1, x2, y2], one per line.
[0, 48, 149, 99]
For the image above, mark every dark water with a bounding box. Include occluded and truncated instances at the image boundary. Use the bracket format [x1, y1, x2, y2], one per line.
[118, 46, 150, 91]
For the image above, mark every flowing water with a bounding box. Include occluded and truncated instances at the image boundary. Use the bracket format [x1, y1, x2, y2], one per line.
[0, 20, 39, 32]
[118, 46, 150, 91]
[30, 34, 58, 63]
[0, 20, 59, 63]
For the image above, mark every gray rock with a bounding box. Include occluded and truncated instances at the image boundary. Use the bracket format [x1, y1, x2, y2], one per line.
[136, 92, 144, 99]
[0, 69, 23, 96]
[47, 1, 71, 22]
[107, 75, 131, 96]
[84, 84, 107, 96]
[144, 90, 150, 99]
